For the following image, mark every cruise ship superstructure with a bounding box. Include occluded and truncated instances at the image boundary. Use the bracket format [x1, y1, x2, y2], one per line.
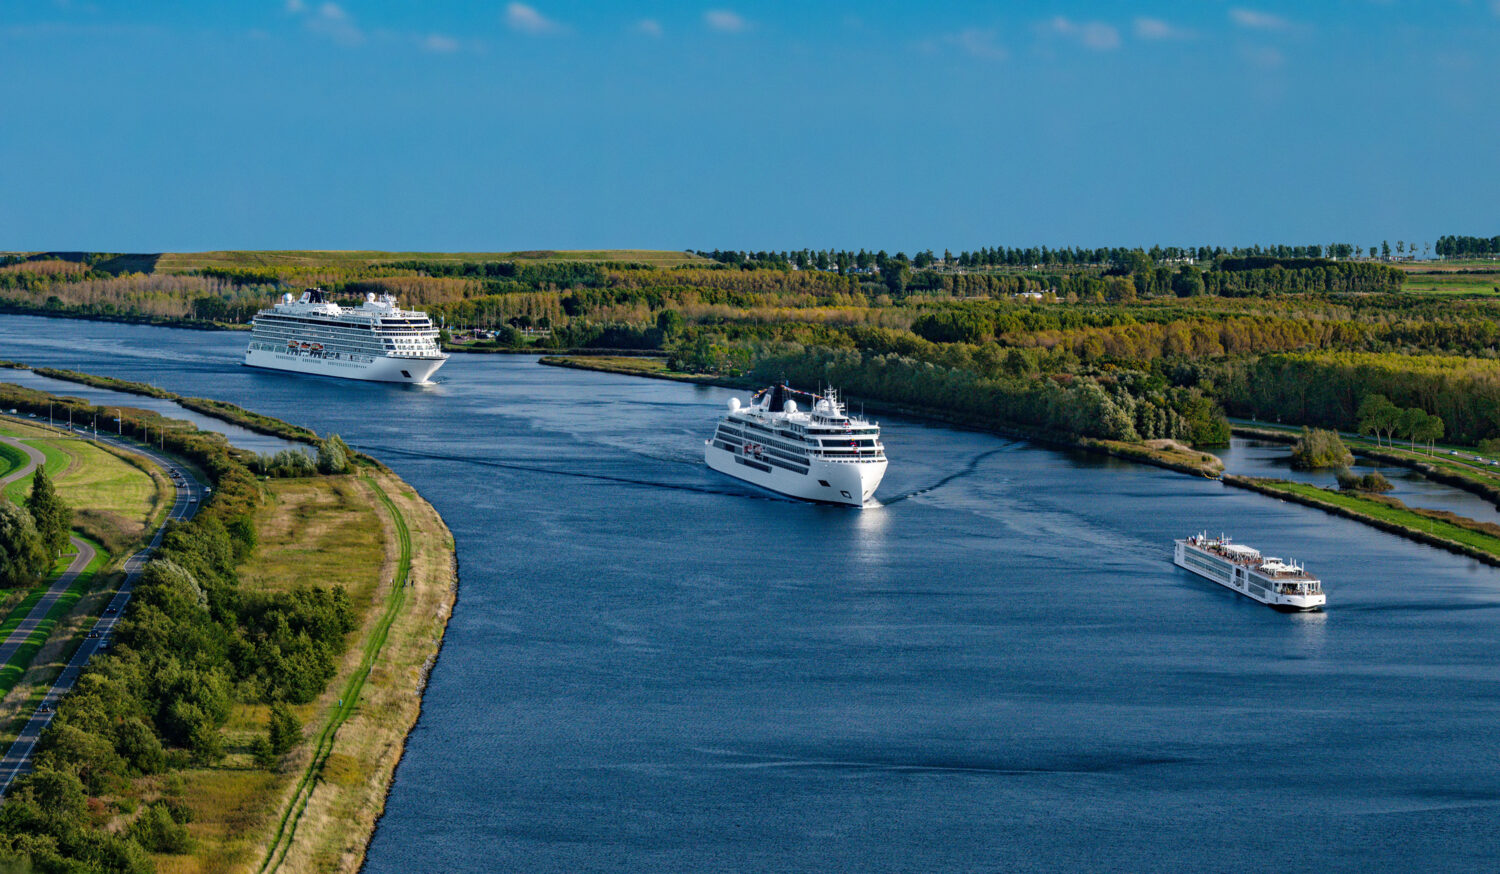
[1173, 533, 1326, 611]
[705, 384, 887, 507]
[243, 288, 448, 383]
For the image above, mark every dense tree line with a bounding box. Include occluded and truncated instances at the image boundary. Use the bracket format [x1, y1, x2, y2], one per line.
[1212, 353, 1498, 444]
[1435, 235, 1500, 259]
[674, 341, 1228, 447]
[698, 242, 1405, 274]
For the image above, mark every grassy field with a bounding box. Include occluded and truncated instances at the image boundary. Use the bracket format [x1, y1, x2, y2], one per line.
[237, 477, 384, 608]
[0, 419, 166, 550]
[1388, 261, 1500, 295]
[156, 249, 711, 272]
[0, 440, 25, 479]
[1395, 272, 1500, 296]
[150, 470, 454, 874]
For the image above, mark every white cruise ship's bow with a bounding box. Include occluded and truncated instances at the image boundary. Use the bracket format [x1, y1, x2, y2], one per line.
[704, 384, 887, 507]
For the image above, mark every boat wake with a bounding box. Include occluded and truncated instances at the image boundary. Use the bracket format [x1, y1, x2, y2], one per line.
[349, 442, 795, 502]
[879, 444, 1023, 505]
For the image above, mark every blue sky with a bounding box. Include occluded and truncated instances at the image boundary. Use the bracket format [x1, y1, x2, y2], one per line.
[1, 1, 1496, 253]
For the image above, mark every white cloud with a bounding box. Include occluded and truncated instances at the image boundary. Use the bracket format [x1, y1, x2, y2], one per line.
[421, 33, 460, 53]
[1230, 8, 1293, 31]
[506, 2, 565, 35]
[298, 1, 361, 45]
[1239, 44, 1285, 68]
[952, 28, 1007, 60]
[1133, 17, 1194, 41]
[284, 0, 306, 13]
[917, 28, 1006, 61]
[704, 10, 748, 33]
[633, 18, 663, 37]
[1047, 16, 1120, 50]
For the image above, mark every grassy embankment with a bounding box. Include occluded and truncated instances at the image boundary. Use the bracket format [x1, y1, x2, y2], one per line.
[146, 471, 453, 874]
[1225, 476, 1500, 567]
[0, 417, 166, 743]
[26, 366, 322, 446]
[540, 355, 1227, 478]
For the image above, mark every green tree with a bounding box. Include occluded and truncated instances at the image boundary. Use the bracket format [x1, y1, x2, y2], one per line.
[1171, 265, 1205, 297]
[1415, 413, 1444, 455]
[1290, 427, 1353, 470]
[267, 702, 301, 755]
[1356, 394, 1400, 446]
[0, 502, 48, 587]
[883, 262, 911, 298]
[128, 802, 192, 854]
[655, 309, 685, 337]
[1398, 407, 1428, 451]
[25, 465, 71, 559]
[32, 723, 124, 795]
[316, 434, 350, 475]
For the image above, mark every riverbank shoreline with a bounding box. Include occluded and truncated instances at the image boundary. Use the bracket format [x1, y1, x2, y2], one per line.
[1232, 425, 1500, 510]
[539, 355, 1227, 479]
[0, 304, 245, 332]
[251, 471, 457, 873]
[1224, 474, 1500, 568]
[0, 373, 458, 873]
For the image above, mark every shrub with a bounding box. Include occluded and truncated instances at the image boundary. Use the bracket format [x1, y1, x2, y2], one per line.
[128, 803, 192, 854]
[1291, 427, 1353, 470]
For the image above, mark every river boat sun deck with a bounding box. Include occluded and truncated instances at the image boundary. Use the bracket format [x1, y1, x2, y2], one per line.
[704, 384, 886, 507]
[1173, 533, 1326, 611]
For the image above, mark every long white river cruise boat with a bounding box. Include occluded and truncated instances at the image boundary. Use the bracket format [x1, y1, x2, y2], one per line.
[243, 288, 449, 383]
[705, 384, 887, 507]
[1173, 533, 1326, 611]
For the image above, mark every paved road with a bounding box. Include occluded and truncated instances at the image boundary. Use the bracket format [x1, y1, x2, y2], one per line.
[0, 435, 100, 666]
[0, 435, 45, 491]
[0, 419, 205, 795]
[0, 537, 96, 666]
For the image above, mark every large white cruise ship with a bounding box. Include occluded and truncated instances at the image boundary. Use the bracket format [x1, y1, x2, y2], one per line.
[705, 384, 887, 507]
[1173, 533, 1326, 611]
[243, 288, 449, 383]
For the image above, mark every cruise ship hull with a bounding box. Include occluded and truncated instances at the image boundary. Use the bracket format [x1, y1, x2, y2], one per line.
[705, 440, 884, 507]
[1173, 541, 1325, 611]
[243, 347, 446, 384]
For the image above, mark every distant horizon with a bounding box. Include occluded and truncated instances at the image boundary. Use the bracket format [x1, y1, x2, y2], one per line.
[3, 1, 1498, 250]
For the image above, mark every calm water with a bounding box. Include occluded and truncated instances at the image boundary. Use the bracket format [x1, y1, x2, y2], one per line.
[2, 315, 1499, 872]
[1219, 438, 1500, 526]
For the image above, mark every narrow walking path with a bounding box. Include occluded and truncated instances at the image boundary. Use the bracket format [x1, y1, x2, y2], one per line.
[0, 435, 45, 491]
[0, 537, 96, 667]
[0, 421, 204, 795]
